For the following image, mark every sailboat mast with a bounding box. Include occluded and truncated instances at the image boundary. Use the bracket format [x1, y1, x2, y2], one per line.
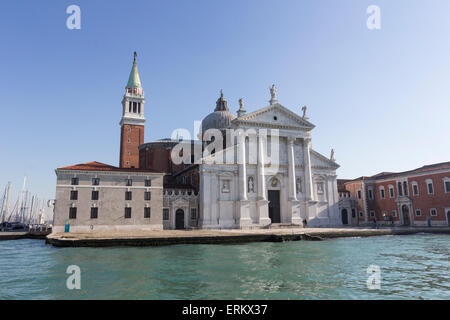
[5, 182, 11, 223]
[17, 177, 27, 223]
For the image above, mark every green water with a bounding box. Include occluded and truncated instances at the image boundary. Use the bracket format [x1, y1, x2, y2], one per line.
[0, 234, 449, 299]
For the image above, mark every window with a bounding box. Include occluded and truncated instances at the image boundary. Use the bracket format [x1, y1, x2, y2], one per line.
[70, 190, 78, 200]
[92, 178, 100, 186]
[351, 209, 356, 218]
[128, 101, 132, 112]
[444, 180, 450, 193]
[403, 181, 408, 196]
[415, 209, 421, 217]
[133, 102, 137, 113]
[389, 185, 394, 198]
[368, 188, 374, 200]
[144, 207, 151, 219]
[91, 207, 98, 219]
[124, 207, 132, 219]
[71, 177, 79, 185]
[412, 183, 419, 196]
[125, 191, 132, 201]
[380, 188, 385, 199]
[182, 176, 187, 185]
[163, 208, 169, 220]
[426, 179, 434, 194]
[138, 103, 141, 114]
[69, 207, 77, 219]
[359, 212, 363, 217]
[145, 179, 152, 187]
[91, 190, 99, 200]
[430, 208, 437, 216]
[144, 192, 151, 201]
[190, 208, 197, 220]
[398, 182, 403, 196]
[357, 190, 362, 199]
[370, 211, 375, 217]
[126, 179, 133, 186]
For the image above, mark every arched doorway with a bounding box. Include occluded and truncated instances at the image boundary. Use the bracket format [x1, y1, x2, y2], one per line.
[342, 209, 349, 225]
[401, 205, 410, 226]
[175, 209, 185, 230]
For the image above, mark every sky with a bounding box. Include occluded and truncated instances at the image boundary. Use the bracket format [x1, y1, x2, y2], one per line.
[0, 0, 450, 203]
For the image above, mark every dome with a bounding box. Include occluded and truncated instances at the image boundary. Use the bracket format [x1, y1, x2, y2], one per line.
[201, 91, 236, 133]
[201, 110, 237, 133]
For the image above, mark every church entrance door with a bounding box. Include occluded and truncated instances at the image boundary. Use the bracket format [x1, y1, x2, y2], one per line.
[402, 205, 410, 226]
[342, 209, 348, 225]
[268, 190, 281, 223]
[175, 209, 185, 230]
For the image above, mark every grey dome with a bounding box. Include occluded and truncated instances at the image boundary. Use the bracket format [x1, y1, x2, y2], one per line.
[201, 110, 236, 133]
[201, 91, 236, 133]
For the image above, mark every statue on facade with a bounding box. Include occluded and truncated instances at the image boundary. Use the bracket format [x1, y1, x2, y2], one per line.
[237, 98, 246, 117]
[248, 176, 254, 193]
[269, 85, 277, 104]
[270, 85, 276, 99]
[239, 98, 244, 110]
[222, 180, 229, 193]
[296, 178, 302, 193]
[302, 105, 308, 119]
[317, 182, 324, 193]
[330, 148, 335, 161]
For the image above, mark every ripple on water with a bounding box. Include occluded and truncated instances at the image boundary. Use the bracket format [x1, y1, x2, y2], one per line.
[0, 234, 448, 299]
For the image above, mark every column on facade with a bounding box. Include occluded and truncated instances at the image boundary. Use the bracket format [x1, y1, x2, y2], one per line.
[303, 137, 313, 201]
[257, 132, 266, 200]
[287, 136, 297, 201]
[238, 132, 248, 201]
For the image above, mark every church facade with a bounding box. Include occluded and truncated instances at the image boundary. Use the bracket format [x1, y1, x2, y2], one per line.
[52, 54, 342, 233]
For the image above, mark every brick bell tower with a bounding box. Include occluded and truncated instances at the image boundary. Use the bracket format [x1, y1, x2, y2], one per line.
[119, 52, 146, 168]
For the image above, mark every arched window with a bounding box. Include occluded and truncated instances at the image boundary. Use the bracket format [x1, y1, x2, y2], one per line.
[398, 182, 403, 196]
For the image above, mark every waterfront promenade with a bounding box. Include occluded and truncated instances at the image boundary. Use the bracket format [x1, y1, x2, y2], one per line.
[46, 226, 450, 247]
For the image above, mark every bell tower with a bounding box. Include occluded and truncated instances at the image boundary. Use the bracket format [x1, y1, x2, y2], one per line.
[119, 52, 146, 168]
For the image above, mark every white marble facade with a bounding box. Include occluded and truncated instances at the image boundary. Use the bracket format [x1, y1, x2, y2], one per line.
[198, 101, 341, 229]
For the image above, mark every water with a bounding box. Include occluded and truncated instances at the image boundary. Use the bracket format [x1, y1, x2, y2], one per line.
[0, 234, 449, 299]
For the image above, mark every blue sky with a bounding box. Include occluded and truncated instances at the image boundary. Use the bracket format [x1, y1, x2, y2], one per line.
[1, 0, 450, 201]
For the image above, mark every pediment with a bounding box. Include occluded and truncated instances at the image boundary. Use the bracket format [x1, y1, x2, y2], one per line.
[311, 149, 340, 169]
[233, 104, 315, 130]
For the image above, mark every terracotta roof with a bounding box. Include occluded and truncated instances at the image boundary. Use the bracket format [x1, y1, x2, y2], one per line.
[57, 161, 161, 173]
[345, 161, 450, 183]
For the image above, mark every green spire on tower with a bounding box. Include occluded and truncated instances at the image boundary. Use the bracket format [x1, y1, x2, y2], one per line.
[126, 51, 142, 88]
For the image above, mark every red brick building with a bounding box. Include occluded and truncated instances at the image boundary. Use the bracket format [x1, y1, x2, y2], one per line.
[340, 162, 450, 226]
